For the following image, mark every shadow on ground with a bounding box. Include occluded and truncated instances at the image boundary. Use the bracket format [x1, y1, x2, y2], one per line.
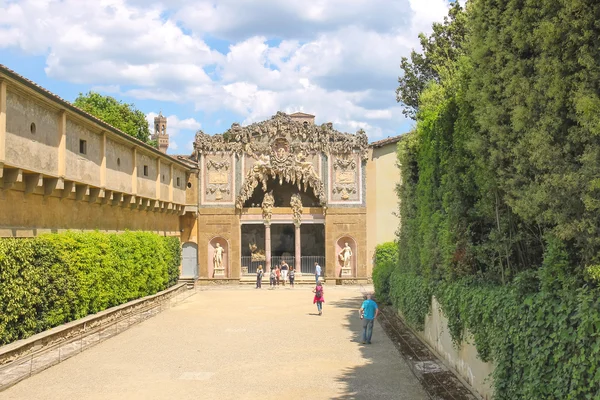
[329, 294, 480, 400]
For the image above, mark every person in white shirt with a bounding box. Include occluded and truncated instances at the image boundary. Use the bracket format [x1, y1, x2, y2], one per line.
[314, 262, 322, 284]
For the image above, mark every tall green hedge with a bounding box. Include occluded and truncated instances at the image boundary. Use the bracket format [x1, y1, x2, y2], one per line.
[0, 231, 181, 345]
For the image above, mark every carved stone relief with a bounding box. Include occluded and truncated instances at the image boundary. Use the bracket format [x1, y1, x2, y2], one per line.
[331, 154, 360, 202]
[261, 191, 274, 224]
[204, 156, 232, 202]
[290, 193, 303, 227]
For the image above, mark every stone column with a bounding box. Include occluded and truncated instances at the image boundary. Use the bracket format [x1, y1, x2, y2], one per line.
[265, 223, 271, 273]
[294, 223, 301, 275]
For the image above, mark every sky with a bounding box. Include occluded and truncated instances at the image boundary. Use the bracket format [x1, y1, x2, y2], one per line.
[0, 0, 453, 155]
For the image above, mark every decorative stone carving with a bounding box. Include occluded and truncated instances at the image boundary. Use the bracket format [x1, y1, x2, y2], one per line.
[194, 112, 369, 160]
[332, 155, 359, 201]
[261, 191, 274, 224]
[290, 193, 303, 227]
[339, 242, 353, 275]
[213, 243, 224, 272]
[249, 243, 266, 261]
[235, 150, 327, 210]
[205, 158, 231, 201]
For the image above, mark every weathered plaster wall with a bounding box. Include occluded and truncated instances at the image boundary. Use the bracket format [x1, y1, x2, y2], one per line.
[65, 118, 102, 187]
[197, 208, 240, 279]
[417, 297, 495, 399]
[173, 168, 187, 204]
[5, 89, 60, 175]
[0, 189, 180, 237]
[159, 162, 170, 201]
[136, 152, 157, 199]
[366, 144, 400, 276]
[105, 138, 133, 193]
[325, 207, 367, 279]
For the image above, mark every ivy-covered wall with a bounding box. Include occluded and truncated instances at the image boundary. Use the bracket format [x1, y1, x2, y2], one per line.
[0, 231, 181, 345]
[383, 0, 600, 397]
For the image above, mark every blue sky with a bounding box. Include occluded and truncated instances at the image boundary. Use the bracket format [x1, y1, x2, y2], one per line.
[0, 0, 454, 155]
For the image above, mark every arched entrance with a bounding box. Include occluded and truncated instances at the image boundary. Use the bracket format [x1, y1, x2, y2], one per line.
[181, 242, 198, 279]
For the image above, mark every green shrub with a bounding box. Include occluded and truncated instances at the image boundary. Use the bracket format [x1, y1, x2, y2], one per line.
[0, 231, 181, 345]
[372, 242, 399, 303]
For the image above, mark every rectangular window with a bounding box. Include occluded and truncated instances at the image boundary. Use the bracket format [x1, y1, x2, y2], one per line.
[79, 139, 87, 155]
[143, 165, 149, 176]
[176, 177, 180, 187]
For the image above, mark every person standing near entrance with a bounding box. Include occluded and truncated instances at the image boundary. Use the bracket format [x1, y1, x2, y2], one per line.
[256, 265, 263, 289]
[359, 293, 379, 344]
[280, 260, 289, 286]
[313, 281, 325, 315]
[270, 267, 277, 288]
[314, 262, 322, 284]
[275, 265, 281, 286]
[289, 267, 295, 287]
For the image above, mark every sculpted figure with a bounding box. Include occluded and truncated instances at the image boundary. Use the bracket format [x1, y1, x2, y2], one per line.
[339, 242, 353, 269]
[214, 242, 224, 270]
[295, 150, 313, 169]
[255, 153, 270, 167]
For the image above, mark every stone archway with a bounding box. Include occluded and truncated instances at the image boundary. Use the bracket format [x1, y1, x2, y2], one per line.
[208, 237, 229, 278]
[336, 236, 357, 277]
[235, 149, 327, 210]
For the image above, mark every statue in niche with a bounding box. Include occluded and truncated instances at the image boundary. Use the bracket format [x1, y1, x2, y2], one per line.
[213, 242, 225, 270]
[339, 242, 353, 269]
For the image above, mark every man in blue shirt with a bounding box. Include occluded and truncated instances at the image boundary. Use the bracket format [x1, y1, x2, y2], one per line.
[359, 293, 379, 344]
[314, 262, 322, 284]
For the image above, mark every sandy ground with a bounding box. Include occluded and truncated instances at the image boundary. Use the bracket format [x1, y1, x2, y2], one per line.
[2, 285, 428, 400]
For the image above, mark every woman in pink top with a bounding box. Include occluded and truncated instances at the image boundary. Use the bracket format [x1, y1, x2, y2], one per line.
[313, 281, 325, 315]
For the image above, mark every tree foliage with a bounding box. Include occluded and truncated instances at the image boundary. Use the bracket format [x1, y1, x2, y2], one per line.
[382, 0, 600, 397]
[396, 2, 468, 119]
[73, 91, 152, 143]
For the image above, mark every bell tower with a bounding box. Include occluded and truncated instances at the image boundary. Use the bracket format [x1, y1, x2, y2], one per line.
[152, 112, 169, 154]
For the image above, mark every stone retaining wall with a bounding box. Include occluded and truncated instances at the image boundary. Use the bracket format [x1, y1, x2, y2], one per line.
[0, 283, 194, 391]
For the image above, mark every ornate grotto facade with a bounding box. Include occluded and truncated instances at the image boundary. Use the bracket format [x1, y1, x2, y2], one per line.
[179, 111, 372, 284]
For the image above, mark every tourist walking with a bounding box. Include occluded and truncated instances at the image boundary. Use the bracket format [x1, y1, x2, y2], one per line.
[280, 260, 289, 286]
[314, 262, 322, 284]
[256, 265, 263, 289]
[313, 281, 325, 315]
[275, 265, 281, 286]
[270, 267, 276, 288]
[289, 267, 295, 287]
[359, 293, 379, 344]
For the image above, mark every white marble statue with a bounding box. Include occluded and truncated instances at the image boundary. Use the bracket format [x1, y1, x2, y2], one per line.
[213, 242, 225, 270]
[339, 242, 353, 269]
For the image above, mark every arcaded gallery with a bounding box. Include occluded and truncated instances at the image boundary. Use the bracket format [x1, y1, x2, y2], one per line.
[181, 112, 374, 284]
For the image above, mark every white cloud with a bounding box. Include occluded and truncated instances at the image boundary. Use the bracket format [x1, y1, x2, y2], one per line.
[0, 0, 452, 139]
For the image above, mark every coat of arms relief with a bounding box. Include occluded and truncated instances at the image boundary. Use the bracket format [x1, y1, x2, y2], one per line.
[205, 158, 231, 201]
[332, 155, 359, 201]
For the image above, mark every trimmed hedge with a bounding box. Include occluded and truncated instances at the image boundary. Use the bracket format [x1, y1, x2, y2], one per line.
[0, 231, 181, 345]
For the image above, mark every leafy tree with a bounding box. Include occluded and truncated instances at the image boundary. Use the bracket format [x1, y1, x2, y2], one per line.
[73, 92, 151, 143]
[396, 2, 467, 119]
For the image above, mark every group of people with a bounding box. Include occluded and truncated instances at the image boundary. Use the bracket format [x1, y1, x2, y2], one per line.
[254, 261, 379, 343]
[254, 261, 322, 289]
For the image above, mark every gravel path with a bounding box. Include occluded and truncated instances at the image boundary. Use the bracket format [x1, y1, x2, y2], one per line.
[2, 285, 428, 400]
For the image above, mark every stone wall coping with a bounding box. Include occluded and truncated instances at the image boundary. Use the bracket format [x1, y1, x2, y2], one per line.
[0, 283, 187, 359]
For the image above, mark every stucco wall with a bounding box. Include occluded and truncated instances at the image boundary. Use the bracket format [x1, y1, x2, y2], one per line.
[5, 89, 60, 175]
[136, 152, 157, 198]
[173, 168, 187, 204]
[0, 189, 180, 237]
[160, 162, 171, 201]
[366, 143, 400, 276]
[197, 208, 240, 279]
[105, 138, 133, 193]
[418, 297, 495, 399]
[65, 118, 102, 186]
[325, 207, 367, 279]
